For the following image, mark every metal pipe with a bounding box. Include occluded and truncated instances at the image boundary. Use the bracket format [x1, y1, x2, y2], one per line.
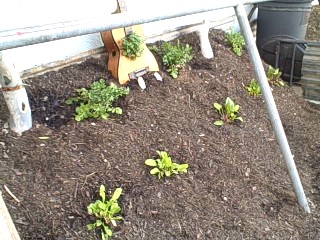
[0, 0, 271, 51]
[290, 44, 297, 86]
[275, 41, 280, 69]
[276, 39, 320, 46]
[235, 3, 310, 213]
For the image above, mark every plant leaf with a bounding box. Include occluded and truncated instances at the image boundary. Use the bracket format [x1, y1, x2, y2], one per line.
[99, 185, 106, 203]
[110, 188, 122, 202]
[177, 163, 189, 171]
[87, 223, 96, 230]
[236, 116, 244, 122]
[105, 227, 113, 236]
[214, 120, 224, 126]
[213, 103, 222, 111]
[150, 168, 160, 175]
[225, 97, 233, 107]
[145, 159, 158, 166]
[96, 220, 103, 226]
[111, 219, 117, 227]
[101, 233, 108, 240]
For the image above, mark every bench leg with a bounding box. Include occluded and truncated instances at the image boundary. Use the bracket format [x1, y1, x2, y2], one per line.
[196, 20, 214, 59]
[0, 52, 32, 135]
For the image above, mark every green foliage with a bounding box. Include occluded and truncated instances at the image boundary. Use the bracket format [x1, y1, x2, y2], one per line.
[213, 97, 243, 126]
[145, 150, 189, 179]
[245, 79, 262, 97]
[122, 32, 144, 59]
[226, 29, 245, 56]
[152, 40, 193, 79]
[65, 79, 129, 121]
[87, 185, 123, 240]
[267, 65, 285, 87]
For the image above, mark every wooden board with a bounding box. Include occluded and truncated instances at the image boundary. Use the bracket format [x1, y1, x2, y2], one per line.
[0, 191, 21, 240]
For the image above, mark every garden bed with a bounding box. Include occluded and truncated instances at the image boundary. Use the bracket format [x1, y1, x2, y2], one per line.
[0, 6, 320, 240]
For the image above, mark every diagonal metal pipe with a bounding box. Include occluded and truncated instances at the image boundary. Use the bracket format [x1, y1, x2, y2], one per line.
[235, 3, 310, 213]
[0, 0, 271, 51]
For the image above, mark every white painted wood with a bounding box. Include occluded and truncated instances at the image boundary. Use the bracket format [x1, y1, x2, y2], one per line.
[0, 191, 21, 240]
[0, 53, 32, 134]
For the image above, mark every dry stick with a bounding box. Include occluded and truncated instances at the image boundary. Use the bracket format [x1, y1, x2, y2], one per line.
[3, 185, 20, 203]
[188, 140, 193, 159]
[81, 172, 96, 189]
[73, 182, 79, 199]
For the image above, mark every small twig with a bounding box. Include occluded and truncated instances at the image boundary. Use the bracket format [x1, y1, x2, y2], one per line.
[188, 140, 193, 159]
[74, 182, 79, 199]
[3, 185, 20, 203]
[81, 172, 96, 189]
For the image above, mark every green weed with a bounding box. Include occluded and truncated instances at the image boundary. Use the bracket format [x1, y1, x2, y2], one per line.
[66, 79, 129, 121]
[267, 65, 285, 87]
[122, 32, 144, 60]
[226, 29, 245, 56]
[87, 185, 123, 240]
[245, 79, 262, 96]
[151, 40, 193, 79]
[145, 150, 189, 179]
[213, 97, 243, 126]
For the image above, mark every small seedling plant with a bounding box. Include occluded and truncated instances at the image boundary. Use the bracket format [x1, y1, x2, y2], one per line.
[87, 185, 123, 240]
[213, 97, 243, 126]
[65, 79, 129, 121]
[266, 65, 285, 87]
[122, 32, 144, 60]
[245, 79, 262, 97]
[145, 150, 189, 179]
[151, 40, 193, 79]
[226, 29, 245, 57]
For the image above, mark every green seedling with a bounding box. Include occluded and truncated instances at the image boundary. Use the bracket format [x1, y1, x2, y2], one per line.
[87, 185, 123, 240]
[122, 32, 144, 59]
[245, 79, 262, 97]
[266, 65, 285, 87]
[152, 40, 193, 79]
[213, 97, 243, 126]
[226, 29, 245, 56]
[66, 79, 129, 121]
[145, 150, 189, 179]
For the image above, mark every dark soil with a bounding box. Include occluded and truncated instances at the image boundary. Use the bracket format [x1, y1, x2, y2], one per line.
[1, 6, 320, 240]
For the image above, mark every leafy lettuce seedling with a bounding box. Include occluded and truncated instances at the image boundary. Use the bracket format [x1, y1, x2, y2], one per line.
[66, 79, 129, 121]
[213, 97, 243, 126]
[145, 150, 189, 179]
[87, 185, 123, 240]
[151, 41, 193, 79]
[245, 79, 262, 97]
[122, 32, 144, 60]
[226, 29, 245, 56]
[267, 65, 285, 87]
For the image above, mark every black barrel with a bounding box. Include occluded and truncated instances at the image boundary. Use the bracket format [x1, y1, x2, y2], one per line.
[256, 0, 313, 82]
[257, 0, 313, 49]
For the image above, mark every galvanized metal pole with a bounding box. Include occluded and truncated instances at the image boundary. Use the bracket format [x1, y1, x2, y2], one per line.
[0, 0, 272, 51]
[235, 3, 310, 213]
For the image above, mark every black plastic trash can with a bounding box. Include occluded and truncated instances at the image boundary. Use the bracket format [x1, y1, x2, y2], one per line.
[257, 0, 313, 49]
[256, 0, 313, 82]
